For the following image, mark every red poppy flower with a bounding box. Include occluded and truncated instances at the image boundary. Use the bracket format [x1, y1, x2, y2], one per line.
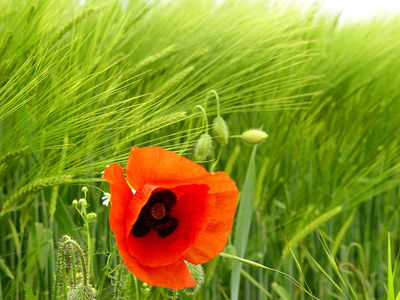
[103, 146, 239, 289]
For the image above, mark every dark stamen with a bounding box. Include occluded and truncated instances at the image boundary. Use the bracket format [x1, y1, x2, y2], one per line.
[131, 189, 178, 238]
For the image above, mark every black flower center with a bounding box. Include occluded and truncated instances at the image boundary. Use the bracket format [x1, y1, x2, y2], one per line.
[131, 189, 179, 238]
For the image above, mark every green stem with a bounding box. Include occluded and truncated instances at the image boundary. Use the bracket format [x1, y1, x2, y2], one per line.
[179, 105, 209, 155]
[70, 248, 77, 286]
[82, 204, 94, 283]
[205, 90, 220, 117]
[62, 238, 88, 286]
[98, 244, 118, 299]
[123, 272, 131, 300]
[210, 144, 224, 173]
[172, 289, 179, 300]
[60, 245, 68, 300]
[133, 275, 139, 300]
[113, 261, 124, 300]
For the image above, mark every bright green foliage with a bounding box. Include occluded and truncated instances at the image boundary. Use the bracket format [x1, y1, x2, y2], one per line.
[0, 0, 400, 299]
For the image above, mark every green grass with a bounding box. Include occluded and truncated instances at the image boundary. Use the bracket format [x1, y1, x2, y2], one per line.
[0, 0, 399, 299]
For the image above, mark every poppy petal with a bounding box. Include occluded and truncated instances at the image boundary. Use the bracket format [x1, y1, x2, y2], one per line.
[126, 146, 209, 190]
[126, 184, 216, 267]
[103, 164, 134, 238]
[118, 238, 196, 289]
[183, 171, 239, 264]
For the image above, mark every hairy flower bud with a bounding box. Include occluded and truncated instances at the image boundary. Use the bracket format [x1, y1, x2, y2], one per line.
[212, 117, 229, 144]
[241, 129, 268, 145]
[194, 134, 212, 161]
[79, 198, 87, 207]
[72, 199, 78, 207]
[182, 262, 205, 295]
[67, 283, 96, 300]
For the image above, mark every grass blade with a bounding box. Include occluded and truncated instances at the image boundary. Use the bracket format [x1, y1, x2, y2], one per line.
[231, 145, 257, 300]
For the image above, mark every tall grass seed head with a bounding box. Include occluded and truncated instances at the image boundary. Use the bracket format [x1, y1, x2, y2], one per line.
[241, 129, 268, 145]
[212, 116, 229, 144]
[194, 134, 212, 161]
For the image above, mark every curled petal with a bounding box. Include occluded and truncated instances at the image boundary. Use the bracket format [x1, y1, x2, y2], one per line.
[126, 146, 208, 190]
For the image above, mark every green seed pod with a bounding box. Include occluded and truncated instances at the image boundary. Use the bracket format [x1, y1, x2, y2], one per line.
[194, 134, 212, 161]
[142, 282, 151, 296]
[182, 262, 205, 295]
[72, 199, 78, 207]
[67, 283, 96, 300]
[241, 129, 268, 145]
[81, 186, 88, 193]
[212, 117, 229, 144]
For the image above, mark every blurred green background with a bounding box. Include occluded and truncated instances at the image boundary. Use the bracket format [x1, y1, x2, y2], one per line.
[0, 0, 399, 299]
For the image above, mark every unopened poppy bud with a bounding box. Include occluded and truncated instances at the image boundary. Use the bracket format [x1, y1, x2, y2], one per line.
[79, 198, 87, 207]
[241, 129, 268, 145]
[82, 186, 88, 193]
[86, 213, 97, 222]
[67, 283, 96, 300]
[212, 117, 229, 144]
[72, 199, 78, 207]
[194, 134, 212, 161]
[182, 262, 204, 295]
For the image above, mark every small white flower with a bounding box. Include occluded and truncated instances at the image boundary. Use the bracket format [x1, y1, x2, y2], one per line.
[102, 192, 111, 207]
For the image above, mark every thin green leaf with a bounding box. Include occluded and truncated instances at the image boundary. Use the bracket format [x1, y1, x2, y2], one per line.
[54, 199, 81, 240]
[271, 282, 293, 300]
[241, 269, 272, 298]
[231, 145, 257, 300]
[388, 232, 394, 300]
[220, 252, 319, 300]
[0, 259, 14, 279]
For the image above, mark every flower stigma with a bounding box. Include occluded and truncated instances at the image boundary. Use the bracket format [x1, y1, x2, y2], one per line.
[150, 203, 166, 220]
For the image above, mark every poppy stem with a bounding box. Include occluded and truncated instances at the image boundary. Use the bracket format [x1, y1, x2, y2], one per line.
[205, 90, 221, 117]
[179, 105, 209, 155]
[113, 261, 124, 300]
[133, 275, 140, 300]
[123, 272, 131, 300]
[62, 238, 88, 287]
[171, 289, 179, 300]
[210, 144, 224, 173]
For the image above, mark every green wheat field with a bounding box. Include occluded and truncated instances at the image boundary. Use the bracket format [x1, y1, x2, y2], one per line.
[1, 0, 399, 299]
